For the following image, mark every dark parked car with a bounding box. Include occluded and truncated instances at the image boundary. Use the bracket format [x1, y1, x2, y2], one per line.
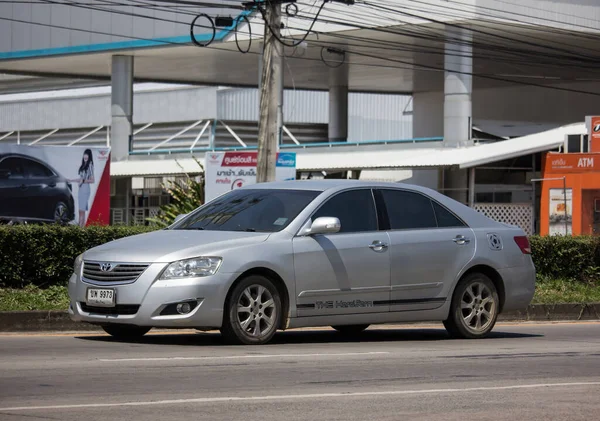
[0, 153, 75, 224]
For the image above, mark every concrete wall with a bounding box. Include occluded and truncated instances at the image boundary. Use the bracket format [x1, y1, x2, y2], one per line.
[476, 0, 600, 31]
[0, 85, 218, 131]
[0, 0, 239, 58]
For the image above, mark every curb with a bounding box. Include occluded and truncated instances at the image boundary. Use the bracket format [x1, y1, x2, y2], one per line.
[1, 304, 600, 333]
[498, 303, 600, 322]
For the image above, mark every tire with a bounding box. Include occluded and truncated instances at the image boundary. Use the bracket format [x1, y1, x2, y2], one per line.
[53, 201, 70, 224]
[221, 275, 282, 345]
[102, 324, 151, 340]
[443, 273, 500, 339]
[331, 324, 370, 335]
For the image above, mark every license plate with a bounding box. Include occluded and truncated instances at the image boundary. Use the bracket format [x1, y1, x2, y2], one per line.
[86, 288, 116, 307]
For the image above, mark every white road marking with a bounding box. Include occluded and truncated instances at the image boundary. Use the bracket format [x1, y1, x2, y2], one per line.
[99, 351, 390, 362]
[2, 382, 600, 412]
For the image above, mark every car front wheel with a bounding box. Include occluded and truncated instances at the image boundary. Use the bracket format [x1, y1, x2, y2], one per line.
[102, 324, 151, 340]
[54, 201, 70, 224]
[221, 275, 282, 345]
[444, 273, 499, 339]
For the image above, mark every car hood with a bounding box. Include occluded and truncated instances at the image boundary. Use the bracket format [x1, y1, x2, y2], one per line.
[83, 229, 271, 263]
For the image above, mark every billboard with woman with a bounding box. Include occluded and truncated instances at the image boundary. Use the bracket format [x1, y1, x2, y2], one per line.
[0, 145, 110, 226]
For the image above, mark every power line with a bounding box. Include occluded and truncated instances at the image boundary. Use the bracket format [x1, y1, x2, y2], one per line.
[4, 2, 600, 97]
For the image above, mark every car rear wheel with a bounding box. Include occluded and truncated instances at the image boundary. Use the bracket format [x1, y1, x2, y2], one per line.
[331, 324, 370, 335]
[221, 275, 282, 345]
[444, 273, 499, 339]
[102, 324, 151, 339]
[54, 201, 70, 224]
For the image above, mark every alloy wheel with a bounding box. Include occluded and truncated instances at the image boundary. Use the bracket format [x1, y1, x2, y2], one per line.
[236, 284, 277, 339]
[460, 281, 496, 333]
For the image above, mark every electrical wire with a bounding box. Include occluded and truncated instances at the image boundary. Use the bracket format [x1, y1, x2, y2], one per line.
[5, 1, 600, 96]
[361, 1, 600, 64]
[295, 5, 600, 66]
[234, 13, 252, 53]
[320, 47, 346, 68]
[255, 0, 328, 48]
[190, 13, 215, 47]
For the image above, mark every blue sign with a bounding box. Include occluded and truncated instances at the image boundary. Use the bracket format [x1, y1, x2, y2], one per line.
[276, 152, 296, 168]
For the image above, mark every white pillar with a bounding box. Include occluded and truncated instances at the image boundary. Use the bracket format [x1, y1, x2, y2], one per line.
[444, 26, 473, 148]
[111, 55, 134, 161]
[328, 63, 349, 142]
[443, 26, 473, 203]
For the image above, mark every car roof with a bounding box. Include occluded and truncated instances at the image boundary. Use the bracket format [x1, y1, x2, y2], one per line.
[241, 180, 503, 229]
[240, 179, 425, 192]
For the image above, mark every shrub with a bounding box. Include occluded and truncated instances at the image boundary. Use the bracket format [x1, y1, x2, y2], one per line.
[529, 235, 600, 285]
[147, 163, 205, 228]
[0, 225, 155, 289]
[1, 224, 600, 290]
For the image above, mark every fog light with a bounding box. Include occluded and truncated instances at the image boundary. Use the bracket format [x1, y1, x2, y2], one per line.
[176, 303, 192, 314]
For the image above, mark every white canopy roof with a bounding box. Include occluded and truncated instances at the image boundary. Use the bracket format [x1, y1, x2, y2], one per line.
[111, 158, 202, 177]
[110, 123, 586, 176]
[297, 123, 586, 171]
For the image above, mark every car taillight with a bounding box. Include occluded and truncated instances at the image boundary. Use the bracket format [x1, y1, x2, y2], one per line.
[514, 236, 531, 254]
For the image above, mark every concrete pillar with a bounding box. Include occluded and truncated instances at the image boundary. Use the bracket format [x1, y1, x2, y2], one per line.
[444, 27, 473, 148]
[111, 55, 134, 161]
[443, 26, 473, 204]
[328, 63, 349, 142]
[412, 91, 444, 139]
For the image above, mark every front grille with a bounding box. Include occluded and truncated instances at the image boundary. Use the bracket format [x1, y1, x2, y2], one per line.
[82, 262, 149, 284]
[80, 303, 140, 315]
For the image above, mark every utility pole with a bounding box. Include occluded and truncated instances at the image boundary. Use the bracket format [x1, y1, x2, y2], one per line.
[256, 2, 282, 183]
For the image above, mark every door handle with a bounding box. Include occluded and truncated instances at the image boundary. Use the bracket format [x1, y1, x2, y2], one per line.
[453, 235, 470, 245]
[19, 184, 27, 190]
[368, 240, 388, 252]
[48, 182, 56, 188]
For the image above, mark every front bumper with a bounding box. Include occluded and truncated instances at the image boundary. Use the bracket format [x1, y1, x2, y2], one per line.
[68, 263, 238, 329]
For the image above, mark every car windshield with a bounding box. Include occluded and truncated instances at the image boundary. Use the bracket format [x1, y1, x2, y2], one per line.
[171, 188, 321, 232]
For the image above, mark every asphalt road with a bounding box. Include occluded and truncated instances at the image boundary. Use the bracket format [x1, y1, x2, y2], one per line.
[1, 322, 599, 421]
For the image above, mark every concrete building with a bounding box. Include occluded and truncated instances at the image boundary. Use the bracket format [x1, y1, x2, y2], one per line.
[1, 0, 599, 233]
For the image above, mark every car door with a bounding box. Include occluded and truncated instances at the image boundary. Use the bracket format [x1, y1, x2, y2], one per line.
[22, 158, 56, 220]
[0, 157, 27, 219]
[293, 188, 391, 316]
[375, 188, 476, 313]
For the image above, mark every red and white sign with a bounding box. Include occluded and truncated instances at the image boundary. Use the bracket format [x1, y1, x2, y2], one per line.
[545, 152, 600, 173]
[204, 151, 296, 202]
[0, 145, 111, 226]
[590, 116, 600, 153]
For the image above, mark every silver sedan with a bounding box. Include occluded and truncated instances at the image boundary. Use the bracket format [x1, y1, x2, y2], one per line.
[68, 180, 536, 344]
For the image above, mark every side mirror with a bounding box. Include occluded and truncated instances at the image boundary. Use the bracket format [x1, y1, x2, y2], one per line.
[173, 214, 188, 223]
[304, 217, 341, 235]
[0, 169, 10, 179]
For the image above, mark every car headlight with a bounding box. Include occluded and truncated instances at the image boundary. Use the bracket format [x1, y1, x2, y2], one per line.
[160, 257, 222, 280]
[74, 253, 83, 276]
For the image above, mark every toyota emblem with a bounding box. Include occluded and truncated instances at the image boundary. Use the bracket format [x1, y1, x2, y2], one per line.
[100, 263, 115, 272]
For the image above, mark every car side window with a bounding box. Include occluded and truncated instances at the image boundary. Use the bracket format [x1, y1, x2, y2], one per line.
[312, 189, 377, 233]
[0, 158, 25, 179]
[432, 200, 466, 227]
[24, 159, 53, 178]
[379, 189, 437, 230]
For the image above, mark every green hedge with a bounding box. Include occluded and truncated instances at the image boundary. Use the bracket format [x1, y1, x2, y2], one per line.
[1, 226, 599, 289]
[529, 235, 600, 285]
[0, 225, 156, 289]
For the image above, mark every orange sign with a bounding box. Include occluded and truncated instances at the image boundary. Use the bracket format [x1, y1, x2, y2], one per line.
[591, 116, 600, 153]
[545, 153, 600, 173]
